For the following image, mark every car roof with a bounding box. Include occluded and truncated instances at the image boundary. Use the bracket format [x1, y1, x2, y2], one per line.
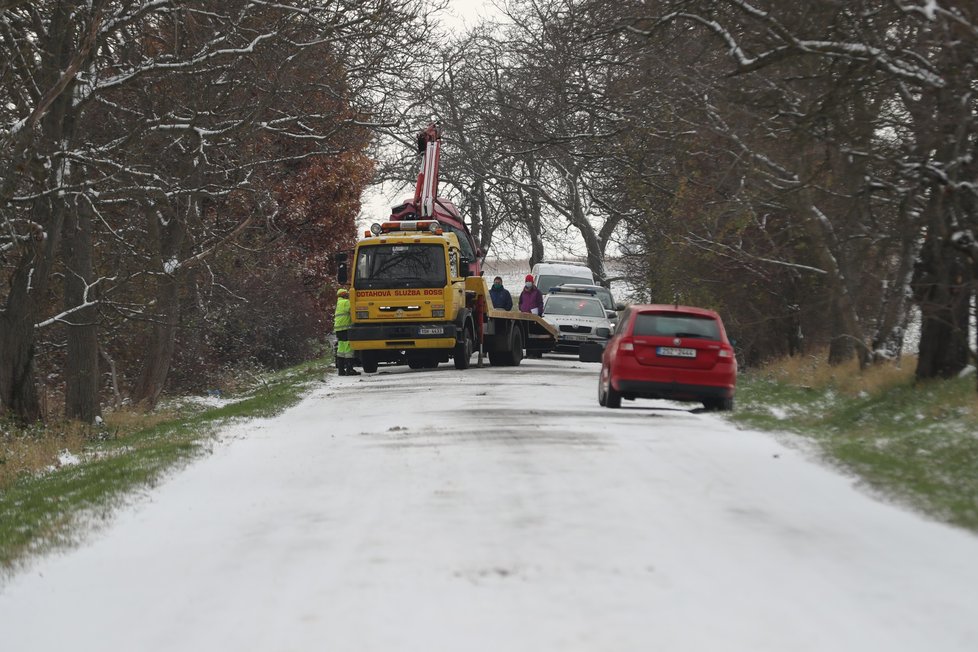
[548, 284, 609, 295]
[627, 304, 722, 319]
[551, 283, 609, 291]
[533, 263, 593, 275]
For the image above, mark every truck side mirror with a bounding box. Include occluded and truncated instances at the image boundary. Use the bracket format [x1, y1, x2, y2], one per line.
[334, 252, 349, 284]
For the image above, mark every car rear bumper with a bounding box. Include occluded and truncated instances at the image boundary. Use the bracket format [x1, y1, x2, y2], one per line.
[614, 378, 734, 401]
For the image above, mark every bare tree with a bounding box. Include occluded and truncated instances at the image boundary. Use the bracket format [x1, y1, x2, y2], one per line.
[1, 0, 434, 419]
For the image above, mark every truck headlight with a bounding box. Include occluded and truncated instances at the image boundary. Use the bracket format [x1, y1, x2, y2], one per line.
[356, 309, 369, 319]
[431, 305, 445, 318]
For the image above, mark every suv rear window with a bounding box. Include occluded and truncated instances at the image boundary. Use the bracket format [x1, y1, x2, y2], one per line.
[544, 296, 606, 317]
[633, 313, 720, 340]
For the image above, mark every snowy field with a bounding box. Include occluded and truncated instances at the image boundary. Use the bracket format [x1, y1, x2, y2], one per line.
[1, 357, 977, 651]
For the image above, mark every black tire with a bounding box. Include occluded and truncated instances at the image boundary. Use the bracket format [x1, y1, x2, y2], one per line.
[407, 355, 424, 370]
[704, 397, 735, 412]
[599, 365, 621, 408]
[506, 327, 524, 366]
[360, 353, 378, 374]
[454, 326, 473, 370]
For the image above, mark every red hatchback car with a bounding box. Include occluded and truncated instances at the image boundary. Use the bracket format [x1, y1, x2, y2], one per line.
[597, 305, 737, 410]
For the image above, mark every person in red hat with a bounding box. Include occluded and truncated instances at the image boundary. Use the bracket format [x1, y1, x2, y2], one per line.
[518, 273, 544, 315]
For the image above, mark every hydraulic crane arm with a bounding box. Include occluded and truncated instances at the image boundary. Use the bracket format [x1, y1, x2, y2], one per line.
[414, 123, 441, 219]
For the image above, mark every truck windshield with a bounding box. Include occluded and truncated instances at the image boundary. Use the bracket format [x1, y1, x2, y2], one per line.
[355, 244, 447, 289]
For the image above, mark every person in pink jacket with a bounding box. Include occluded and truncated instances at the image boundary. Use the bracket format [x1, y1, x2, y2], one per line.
[518, 274, 544, 315]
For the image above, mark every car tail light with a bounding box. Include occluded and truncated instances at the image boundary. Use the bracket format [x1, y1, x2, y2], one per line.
[619, 338, 635, 353]
[718, 348, 733, 358]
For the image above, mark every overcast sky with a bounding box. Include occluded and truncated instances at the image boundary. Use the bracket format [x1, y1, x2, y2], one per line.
[443, 0, 501, 28]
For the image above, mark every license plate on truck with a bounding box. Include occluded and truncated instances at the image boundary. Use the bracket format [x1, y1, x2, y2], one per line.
[418, 327, 444, 335]
[657, 346, 696, 358]
[563, 334, 587, 342]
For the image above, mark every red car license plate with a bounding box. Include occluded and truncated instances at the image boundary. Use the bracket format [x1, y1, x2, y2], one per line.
[657, 346, 696, 358]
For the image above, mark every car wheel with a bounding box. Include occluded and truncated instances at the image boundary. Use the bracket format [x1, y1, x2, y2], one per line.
[600, 367, 621, 409]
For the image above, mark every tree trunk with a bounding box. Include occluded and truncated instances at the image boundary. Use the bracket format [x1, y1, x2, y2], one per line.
[517, 161, 546, 268]
[0, 260, 43, 421]
[913, 235, 970, 379]
[0, 3, 82, 421]
[63, 199, 101, 422]
[132, 201, 187, 409]
[131, 272, 181, 409]
[827, 308, 855, 365]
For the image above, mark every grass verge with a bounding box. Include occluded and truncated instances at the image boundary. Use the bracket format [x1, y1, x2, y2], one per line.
[0, 357, 331, 573]
[732, 354, 978, 531]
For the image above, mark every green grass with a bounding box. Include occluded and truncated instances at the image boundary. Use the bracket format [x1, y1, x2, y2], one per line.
[0, 357, 332, 572]
[732, 368, 978, 531]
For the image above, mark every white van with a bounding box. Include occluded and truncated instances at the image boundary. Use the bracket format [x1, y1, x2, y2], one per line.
[530, 260, 595, 294]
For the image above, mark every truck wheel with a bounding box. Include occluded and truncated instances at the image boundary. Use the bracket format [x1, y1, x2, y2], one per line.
[360, 353, 378, 374]
[507, 327, 524, 366]
[407, 354, 424, 370]
[453, 327, 473, 370]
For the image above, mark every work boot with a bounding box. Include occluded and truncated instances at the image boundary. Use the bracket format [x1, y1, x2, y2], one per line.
[345, 359, 360, 376]
[336, 361, 347, 376]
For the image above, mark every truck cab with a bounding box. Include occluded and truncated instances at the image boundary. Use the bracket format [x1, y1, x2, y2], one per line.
[347, 220, 477, 372]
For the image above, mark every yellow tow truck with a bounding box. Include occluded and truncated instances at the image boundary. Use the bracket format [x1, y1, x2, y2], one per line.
[337, 219, 557, 373]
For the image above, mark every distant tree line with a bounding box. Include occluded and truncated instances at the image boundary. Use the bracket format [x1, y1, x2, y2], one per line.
[1, 0, 434, 422]
[379, 0, 977, 385]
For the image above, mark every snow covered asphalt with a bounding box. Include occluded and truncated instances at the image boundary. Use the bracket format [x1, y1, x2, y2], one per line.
[1, 357, 977, 651]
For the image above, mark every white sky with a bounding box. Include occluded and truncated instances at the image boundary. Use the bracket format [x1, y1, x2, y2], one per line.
[442, 0, 501, 28]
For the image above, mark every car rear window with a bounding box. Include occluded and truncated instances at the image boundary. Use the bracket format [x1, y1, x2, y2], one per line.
[633, 313, 720, 340]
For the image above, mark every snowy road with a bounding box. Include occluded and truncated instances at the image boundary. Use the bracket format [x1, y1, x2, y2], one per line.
[2, 358, 977, 651]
